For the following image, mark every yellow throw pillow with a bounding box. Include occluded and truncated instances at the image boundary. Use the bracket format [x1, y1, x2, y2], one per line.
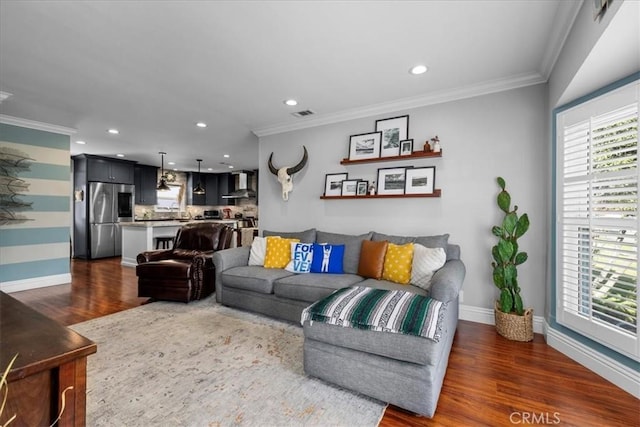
[382, 242, 414, 284]
[264, 237, 300, 268]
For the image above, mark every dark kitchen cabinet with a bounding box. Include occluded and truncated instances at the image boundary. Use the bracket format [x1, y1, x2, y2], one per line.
[84, 156, 134, 184]
[134, 165, 158, 205]
[205, 174, 220, 206]
[217, 173, 236, 205]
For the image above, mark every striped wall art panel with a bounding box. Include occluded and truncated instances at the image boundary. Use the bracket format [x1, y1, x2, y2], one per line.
[0, 120, 73, 292]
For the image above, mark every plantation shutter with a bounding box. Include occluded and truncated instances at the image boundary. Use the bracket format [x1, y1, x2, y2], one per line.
[556, 81, 639, 361]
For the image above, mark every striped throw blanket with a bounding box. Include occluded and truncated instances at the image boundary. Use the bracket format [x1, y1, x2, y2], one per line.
[301, 286, 446, 342]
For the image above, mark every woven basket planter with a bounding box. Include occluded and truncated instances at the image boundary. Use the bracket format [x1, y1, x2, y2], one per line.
[494, 302, 534, 342]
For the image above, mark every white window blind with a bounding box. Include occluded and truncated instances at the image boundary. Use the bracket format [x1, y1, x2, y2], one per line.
[556, 81, 639, 361]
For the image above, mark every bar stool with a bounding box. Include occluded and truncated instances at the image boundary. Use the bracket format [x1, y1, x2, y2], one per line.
[155, 236, 174, 249]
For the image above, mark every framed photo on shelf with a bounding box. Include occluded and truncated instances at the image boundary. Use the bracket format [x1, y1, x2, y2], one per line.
[324, 173, 348, 196]
[356, 180, 368, 196]
[400, 139, 413, 156]
[341, 179, 359, 196]
[349, 132, 382, 161]
[376, 115, 409, 158]
[377, 167, 406, 195]
[405, 166, 435, 195]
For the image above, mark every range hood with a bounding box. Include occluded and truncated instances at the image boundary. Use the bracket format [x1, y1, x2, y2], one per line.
[222, 171, 256, 199]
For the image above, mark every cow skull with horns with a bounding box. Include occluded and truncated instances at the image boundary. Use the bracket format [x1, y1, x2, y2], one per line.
[268, 146, 308, 201]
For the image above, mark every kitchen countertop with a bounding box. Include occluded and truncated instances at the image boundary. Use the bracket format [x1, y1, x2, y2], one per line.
[123, 219, 238, 228]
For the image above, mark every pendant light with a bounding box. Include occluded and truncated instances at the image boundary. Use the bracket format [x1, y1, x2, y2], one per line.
[193, 159, 205, 195]
[157, 151, 171, 191]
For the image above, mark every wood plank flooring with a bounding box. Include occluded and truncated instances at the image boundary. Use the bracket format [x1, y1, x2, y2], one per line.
[9, 258, 639, 427]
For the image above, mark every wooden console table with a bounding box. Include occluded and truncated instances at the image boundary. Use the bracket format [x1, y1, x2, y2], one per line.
[0, 292, 97, 426]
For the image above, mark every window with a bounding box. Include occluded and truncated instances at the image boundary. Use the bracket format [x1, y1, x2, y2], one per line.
[155, 184, 182, 212]
[556, 80, 639, 361]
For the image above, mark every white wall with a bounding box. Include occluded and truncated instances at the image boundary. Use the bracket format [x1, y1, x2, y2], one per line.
[258, 84, 547, 314]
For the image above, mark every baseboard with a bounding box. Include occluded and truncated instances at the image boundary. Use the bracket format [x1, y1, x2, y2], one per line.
[459, 304, 639, 398]
[0, 273, 72, 293]
[459, 304, 545, 334]
[546, 324, 640, 398]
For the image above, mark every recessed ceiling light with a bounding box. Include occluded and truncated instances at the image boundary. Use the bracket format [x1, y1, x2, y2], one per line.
[228, 165, 234, 169]
[223, 154, 230, 158]
[116, 153, 125, 157]
[409, 65, 428, 75]
[207, 168, 213, 171]
[196, 122, 207, 128]
[168, 161, 177, 166]
[173, 168, 178, 171]
[75, 140, 86, 145]
[107, 128, 119, 134]
[284, 99, 298, 106]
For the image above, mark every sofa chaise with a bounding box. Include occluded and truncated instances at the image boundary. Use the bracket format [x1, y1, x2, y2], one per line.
[212, 228, 465, 417]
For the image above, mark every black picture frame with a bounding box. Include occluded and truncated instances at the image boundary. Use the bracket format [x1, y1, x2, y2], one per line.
[376, 115, 409, 158]
[405, 166, 435, 194]
[324, 173, 348, 196]
[348, 131, 382, 161]
[400, 139, 413, 156]
[376, 167, 406, 195]
[356, 180, 368, 196]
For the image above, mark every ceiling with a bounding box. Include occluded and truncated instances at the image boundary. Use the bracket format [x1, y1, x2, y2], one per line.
[0, 1, 582, 173]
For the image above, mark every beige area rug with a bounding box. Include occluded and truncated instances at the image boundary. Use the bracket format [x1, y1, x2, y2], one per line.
[70, 297, 386, 426]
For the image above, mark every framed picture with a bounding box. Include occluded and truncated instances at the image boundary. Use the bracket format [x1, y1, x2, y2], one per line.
[356, 180, 368, 196]
[324, 173, 348, 196]
[349, 131, 382, 161]
[341, 179, 359, 196]
[377, 167, 406, 195]
[400, 139, 413, 156]
[376, 115, 409, 157]
[405, 166, 435, 195]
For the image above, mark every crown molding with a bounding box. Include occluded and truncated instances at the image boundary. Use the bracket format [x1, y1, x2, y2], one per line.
[539, 0, 583, 80]
[253, 71, 546, 137]
[0, 114, 76, 135]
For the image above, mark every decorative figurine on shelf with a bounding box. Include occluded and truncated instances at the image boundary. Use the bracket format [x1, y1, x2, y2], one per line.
[368, 181, 376, 196]
[431, 135, 441, 153]
[423, 140, 431, 152]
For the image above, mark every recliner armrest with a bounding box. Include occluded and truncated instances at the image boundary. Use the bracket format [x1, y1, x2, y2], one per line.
[137, 249, 174, 264]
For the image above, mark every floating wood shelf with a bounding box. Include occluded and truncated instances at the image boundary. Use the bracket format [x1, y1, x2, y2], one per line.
[340, 150, 442, 165]
[320, 189, 441, 199]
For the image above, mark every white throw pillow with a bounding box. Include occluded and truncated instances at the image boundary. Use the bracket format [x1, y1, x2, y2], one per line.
[248, 236, 275, 266]
[285, 242, 314, 273]
[411, 244, 447, 290]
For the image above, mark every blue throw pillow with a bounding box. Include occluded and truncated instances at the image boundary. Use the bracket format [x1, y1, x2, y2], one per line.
[310, 244, 345, 274]
[285, 242, 314, 273]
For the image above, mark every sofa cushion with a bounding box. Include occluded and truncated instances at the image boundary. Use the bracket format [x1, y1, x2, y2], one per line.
[316, 231, 373, 274]
[357, 240, 388, 279]
[263, 228, 317, 243]
[222, 265, 294, 294]
[382, 243, 414, 284]
[264, 237, 300, 269]
[372, 232, 449, 250]
[355, 279, 428, 297]
[285, 242, 314, 273]
[274, 273, 364, 303]
[412, 244, 447, 290]
[310, 244, 345, 274]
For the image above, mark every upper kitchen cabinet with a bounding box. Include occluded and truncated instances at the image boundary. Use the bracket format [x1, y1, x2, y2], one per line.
[186, 172, 207, 206]
[77, 154, 135, 184]
[205, 174, 220, 206]
[217, 173, 236, 206]
[134, 165, 158, 205]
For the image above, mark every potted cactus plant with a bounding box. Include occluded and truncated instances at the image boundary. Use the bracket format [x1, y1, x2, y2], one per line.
[491, 177, 533, 341]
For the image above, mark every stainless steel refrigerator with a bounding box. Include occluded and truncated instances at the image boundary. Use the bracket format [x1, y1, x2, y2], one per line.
[89, 182, 134, 258]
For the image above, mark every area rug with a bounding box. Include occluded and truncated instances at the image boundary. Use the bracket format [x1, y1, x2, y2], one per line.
[70, 297, 386, 426]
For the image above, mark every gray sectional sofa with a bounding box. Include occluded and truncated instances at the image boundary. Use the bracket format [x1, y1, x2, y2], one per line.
[212, 228, 465, 417]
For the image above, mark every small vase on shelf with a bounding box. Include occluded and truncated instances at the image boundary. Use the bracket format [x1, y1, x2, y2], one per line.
[423, 141, 431, 152]
[431, 135, 441, 153]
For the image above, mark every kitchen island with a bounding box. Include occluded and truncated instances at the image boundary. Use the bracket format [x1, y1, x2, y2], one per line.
[120, 220, 237, 266]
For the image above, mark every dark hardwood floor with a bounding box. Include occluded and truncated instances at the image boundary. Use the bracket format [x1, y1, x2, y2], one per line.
[10, 258, 639, 427]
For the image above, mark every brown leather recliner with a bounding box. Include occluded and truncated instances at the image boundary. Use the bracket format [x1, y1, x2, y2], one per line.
[136, 223, 233, 303]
